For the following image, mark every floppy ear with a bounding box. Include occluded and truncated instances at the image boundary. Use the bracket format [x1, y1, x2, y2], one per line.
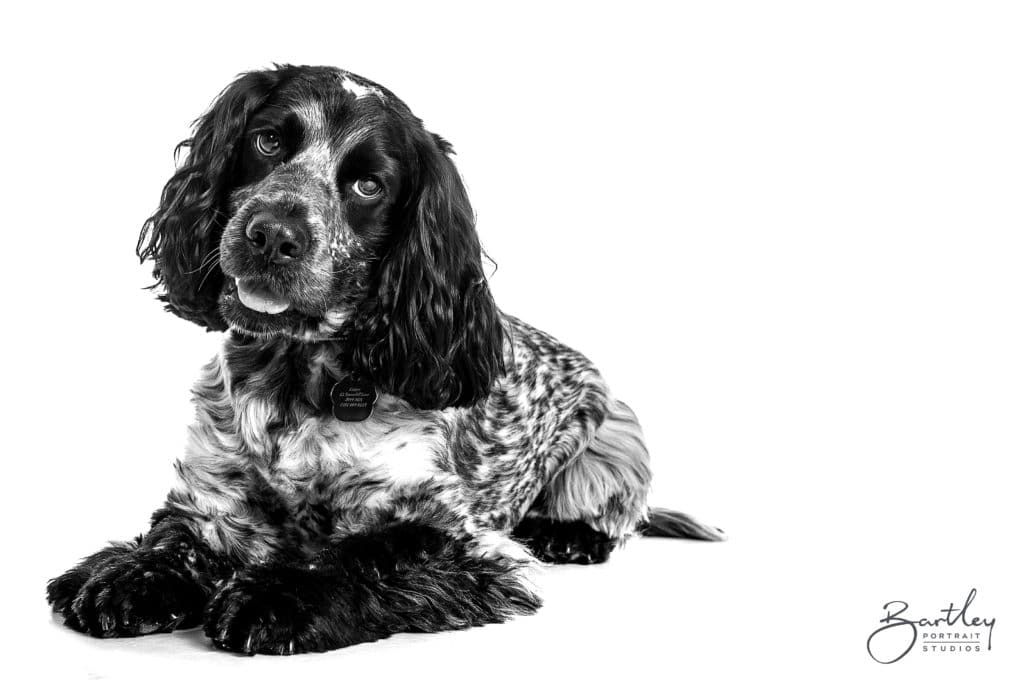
[136, 70, 280, 330]
[350, 132, 506, 409]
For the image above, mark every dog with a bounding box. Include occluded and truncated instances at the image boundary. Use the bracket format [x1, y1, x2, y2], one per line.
[46, 65, 724, 655]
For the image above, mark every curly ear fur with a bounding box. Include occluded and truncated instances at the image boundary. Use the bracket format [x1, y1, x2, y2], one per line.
[137, 70, 280, 330]
[350, 133, 506, 410]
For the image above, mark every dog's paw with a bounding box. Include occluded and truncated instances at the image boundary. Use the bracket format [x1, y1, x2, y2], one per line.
[61, 551, 207, 637]
[47, 542, 138, 619]
[204, 566, 364, 655]
[513, 518, 616, 564]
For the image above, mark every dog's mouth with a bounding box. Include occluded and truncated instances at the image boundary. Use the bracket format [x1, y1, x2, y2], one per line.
[234, 278, 291, 315]
[219, 276, 335, 340]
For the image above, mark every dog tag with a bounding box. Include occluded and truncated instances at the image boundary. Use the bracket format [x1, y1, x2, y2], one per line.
[330, 376, 378, 422]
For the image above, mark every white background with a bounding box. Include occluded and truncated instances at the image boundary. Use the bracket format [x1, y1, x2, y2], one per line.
[1, 1, 1021, 682]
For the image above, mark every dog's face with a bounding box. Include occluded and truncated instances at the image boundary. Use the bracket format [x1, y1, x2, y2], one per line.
[138, 66, 505, 409]
[219, 71, 409, 339]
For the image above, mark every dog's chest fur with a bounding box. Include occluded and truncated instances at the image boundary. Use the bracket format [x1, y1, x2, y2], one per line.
[172, 335, 464, 560]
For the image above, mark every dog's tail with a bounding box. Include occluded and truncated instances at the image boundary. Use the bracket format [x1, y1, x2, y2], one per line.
[639, 507, 727, 541]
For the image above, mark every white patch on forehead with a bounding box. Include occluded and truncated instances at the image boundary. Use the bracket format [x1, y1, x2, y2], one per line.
[339, 74, 384, 101]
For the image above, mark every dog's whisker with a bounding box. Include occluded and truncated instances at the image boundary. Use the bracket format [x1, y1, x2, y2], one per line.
[184, 247, 221, 276]
[196, 257, 220, 292]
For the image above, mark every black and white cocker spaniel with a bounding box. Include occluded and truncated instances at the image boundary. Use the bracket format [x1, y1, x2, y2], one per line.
[47, 65, 724, 655]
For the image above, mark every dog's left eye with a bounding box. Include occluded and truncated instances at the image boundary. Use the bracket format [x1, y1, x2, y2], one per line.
[253, 131, 282, 157]
[353, 177, 383, 198]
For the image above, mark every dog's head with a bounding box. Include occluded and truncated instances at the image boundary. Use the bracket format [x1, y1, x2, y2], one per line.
[137, 65, 504, 409]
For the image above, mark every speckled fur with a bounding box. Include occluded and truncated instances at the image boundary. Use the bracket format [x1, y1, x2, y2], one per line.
[168, 314, 650, 569]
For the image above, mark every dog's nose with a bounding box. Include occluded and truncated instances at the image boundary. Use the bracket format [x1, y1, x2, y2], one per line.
[245, 213, 310, 264]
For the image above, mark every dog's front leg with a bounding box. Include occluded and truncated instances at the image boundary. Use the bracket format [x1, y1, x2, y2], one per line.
[203, 521, 540, 655]
[47, 508, 236, 637]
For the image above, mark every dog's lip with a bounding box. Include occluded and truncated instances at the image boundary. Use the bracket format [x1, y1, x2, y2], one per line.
[234, 278, 291, 315]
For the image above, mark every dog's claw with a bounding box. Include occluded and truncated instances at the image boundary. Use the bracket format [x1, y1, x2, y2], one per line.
[100, 613, 115, 633]
[243, 629, 256, 655]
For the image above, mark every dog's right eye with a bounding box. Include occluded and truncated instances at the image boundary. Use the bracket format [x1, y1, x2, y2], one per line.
[253, 131, 282, 157]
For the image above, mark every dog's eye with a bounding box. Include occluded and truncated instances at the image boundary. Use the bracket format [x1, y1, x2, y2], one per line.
[253, 131, 282, 157]
[353, 177, 383, 199]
